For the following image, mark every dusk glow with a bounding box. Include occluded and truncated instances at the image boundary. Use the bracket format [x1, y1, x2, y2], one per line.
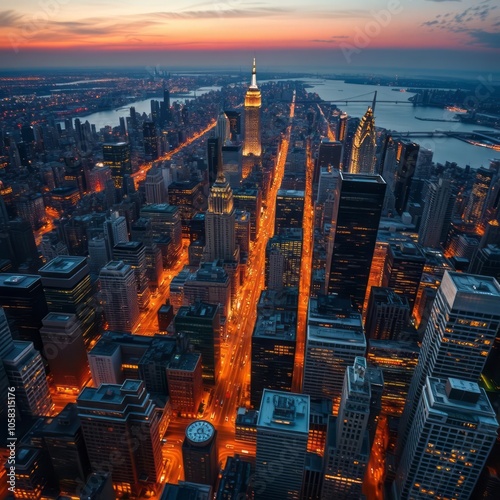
[0, 0, 499, 72]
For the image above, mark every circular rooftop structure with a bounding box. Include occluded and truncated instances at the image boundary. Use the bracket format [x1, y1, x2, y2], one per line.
[185, 420, 215, 446]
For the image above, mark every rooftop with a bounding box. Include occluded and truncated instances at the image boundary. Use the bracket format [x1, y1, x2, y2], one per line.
[39, 256, 87, 275]
[0, 273, 41, 289]
[257, 389, 309, 434]
[449, 272, 500, 296]
[253, 311, 296, 341]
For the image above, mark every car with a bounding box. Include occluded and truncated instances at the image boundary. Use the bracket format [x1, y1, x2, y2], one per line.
[225, 416, 229, 422]
[220, 400, 224, 407]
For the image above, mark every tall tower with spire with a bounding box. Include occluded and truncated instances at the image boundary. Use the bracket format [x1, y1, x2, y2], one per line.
[242, 58, 262, 177]
[204, 163, 237, 262]
[349, 92, 377, 175]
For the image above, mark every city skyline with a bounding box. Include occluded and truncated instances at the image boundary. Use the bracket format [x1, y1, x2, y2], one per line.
[0, 0, 499, 74]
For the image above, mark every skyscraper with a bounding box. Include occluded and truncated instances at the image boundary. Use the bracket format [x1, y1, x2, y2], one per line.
[143, 121, 159, 160]
[255, 390, 310, 500]
[145, 167, 168, 204]
[303, 295, 366, 409]
[39, 256, 96, 346]
[394, 377, 498, 500]
[325, 173, 386, 309]
[398, 272, 500, 456]
[275, 189, 305, 234]
[393, 139, 420, 215]
[182, 420, 218, 486]
[349, 106, 376, 174]
[322, 357, 371, 499]
[418, 178, 455, 248]
[216, 110, 231, 144]
[102, 142, 132, 189]
[77, 379, 163, 496]
[99, 261, 140, 333]
[463, 166, 495, 225]
[204, 167, 237, 262]
[243, 58, 262, 177]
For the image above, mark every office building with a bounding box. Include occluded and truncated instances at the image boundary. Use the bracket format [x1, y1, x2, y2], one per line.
[103, 142, 132, 188]
[145, 166, 168, 204]
[39, 312, 89, 391]
[250, 290, 297, 407]
[243, 58, 262, 161]
[204, 167, 238, 262]
[140, 203, 183, 265]
[182, 420, 218, 486]
[174, 302, 220, 385]
[349, 106, 376, 174]
[325, 173, 386, 309]
[3, 340, 52, 417]
[383, 241, 425, 313]
[463, 166, 495, 225]
[42, 403, 92, 496]
[315, 139, 342, 185]
[225, 109, 242, 140]
[79, 473, 115, 500]
[143, 121, 159, 160]
[322, 358, 371, 499]
[0, 273, 48, 352]
[255, 390, 310, 500]
[166, 352, 203, 416]
[88, 236, 110, 277]
[113, 241, 151, 310]
[207, 137, 220, 186]
[303, 295, 366, 410]
[39, 256, 96, 346]
[99, 261, 140, 333]
[104, 211, 129, 252]
[275, 189, 305, 234]
[469, 244, 500, 280]
[368, 339, 419, 416]
[217, 455, 252, 500]
[12, 447, 53, 500]
[222, 143, 243, 189]
[77, 379, 163, 496]
[418, 178, 455, 248]
[398, 272, 500, 456]
[216, 110, 230, 144]
[266, 228, 303, 290]
[393, 139, 420, 215]
[233, 186, 262, 240]
[394, 377, 498, 500]
[365, 287, 410, 341]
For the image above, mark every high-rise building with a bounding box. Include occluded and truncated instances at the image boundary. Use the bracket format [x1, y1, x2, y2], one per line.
[222, 143, 243, 189]
[265, 228, 303, 290]
[275, 189, 305, 234]
[206, 137, 220, 186]
[418, 178, 455, 248]
[112, 241, 151, 310]
[204, 168, 237, 262]
[174, 301, 220, 385]
[398, 272, 500, 456]
[217, 455, 252, 499]
[102, 142, 132, 189]
[383, 241, 426, 313]
[225, 110, 242, 141]
[40, 313, 89, 391]
[250, 289, 297, 407]
[367, 339, 419, 416]
[3, 339, 52, 417]
[77, 379, 163, 496]
[365, 287, 410, 341]
[393, 139, 420, 215]
[314, 139, 342, 185]
[104, 211, 129, 255]
[233, 186, 262, 241]
[79, 472, 115, 500]
[39, 256, 96, 346]
[463, 166, 495, 225]
[0, 273, 48, 352]
[243, 58, 262, 160]
[99, 261, 140, 333]
[143, 121, 159, 160]
[216, 110, 231, 144]
[166, 352, 203, 416]
[255, 390, 310, 500]
[322, 357, 371, 499]
[394, 377, 498, 500]
[303, 295, 366, 410]
[182, 420, 218, 486]
[349, 106, 376, 174]
[42, 403, 92, 496]
[88, 236, 110, 277]
[145, 167, 168, 204]
[325, 173, 386, 309]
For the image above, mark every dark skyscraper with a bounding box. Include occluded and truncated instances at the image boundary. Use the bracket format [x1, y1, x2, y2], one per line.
[326, 173, 386, 309]
[143, 120, 159, 160]
[393, 139, 420, 215]
[103, 142, 132, 189]
[274, 189, 305, 234]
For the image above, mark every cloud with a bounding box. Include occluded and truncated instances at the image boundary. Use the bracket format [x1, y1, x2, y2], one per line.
[467, 30, 500, 49]
[0, 10, 23, 27]
[311, 35, 349, 44]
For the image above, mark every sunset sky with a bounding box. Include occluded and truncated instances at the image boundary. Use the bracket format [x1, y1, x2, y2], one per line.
[0, 0, 499, 73]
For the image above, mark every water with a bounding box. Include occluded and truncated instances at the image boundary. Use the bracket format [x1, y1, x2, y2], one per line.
[301, 78, 499, 168]
[68, 85, 221, 131]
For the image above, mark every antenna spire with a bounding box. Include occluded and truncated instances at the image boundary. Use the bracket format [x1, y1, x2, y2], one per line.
[250, 58, 257, 89]
[372, 91, 377, 113]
